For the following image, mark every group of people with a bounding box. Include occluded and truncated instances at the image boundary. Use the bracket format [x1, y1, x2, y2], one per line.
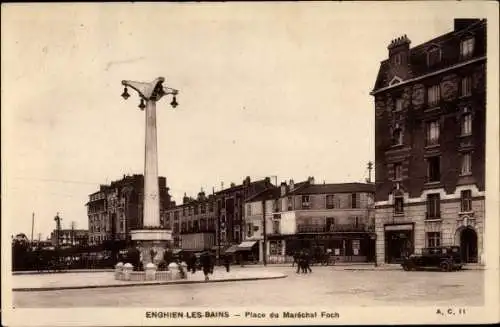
[293, 250, 313, 274]
[186, 250, 232, 281]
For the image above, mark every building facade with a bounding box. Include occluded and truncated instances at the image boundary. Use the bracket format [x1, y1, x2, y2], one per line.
[162, 190, 217, 251]
[371, 19, 486, 264]
[244, 178, 376, 263]
[87, 174, 173, 246]
[215, 177, 274, 255]
[50, 229, 89, 247]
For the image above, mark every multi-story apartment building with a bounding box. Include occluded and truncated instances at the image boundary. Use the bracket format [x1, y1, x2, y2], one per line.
[162, 190, 217, 251]
[244, 178, 376, 263]
[371, 19, 486, 264]
[86, 174, 173, 246]
[215, 176, 274, 253]
[50, 229, 89, 247]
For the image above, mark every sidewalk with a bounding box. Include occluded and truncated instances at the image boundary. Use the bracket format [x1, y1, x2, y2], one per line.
[235, 262, 486, 271]
[12, 267, 287, 292]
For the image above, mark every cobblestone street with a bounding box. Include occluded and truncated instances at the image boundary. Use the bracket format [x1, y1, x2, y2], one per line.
[13, 266, 484, 308]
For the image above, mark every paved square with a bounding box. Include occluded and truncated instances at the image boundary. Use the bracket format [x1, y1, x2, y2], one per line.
[12, 266, 484, 308]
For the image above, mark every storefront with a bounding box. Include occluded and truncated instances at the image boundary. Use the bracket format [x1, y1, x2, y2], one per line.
[384, 223, 414, 264]
[267, 233, 375, 263]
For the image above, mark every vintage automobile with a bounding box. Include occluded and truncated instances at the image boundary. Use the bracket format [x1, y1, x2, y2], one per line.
[401, 246, 463, 272]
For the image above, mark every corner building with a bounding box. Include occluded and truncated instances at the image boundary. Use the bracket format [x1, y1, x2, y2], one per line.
[371, 19, 486, 265]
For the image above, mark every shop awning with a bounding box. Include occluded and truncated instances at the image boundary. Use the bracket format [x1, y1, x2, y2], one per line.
[224, 245, 240, 253]
[237, 241, 257, 251]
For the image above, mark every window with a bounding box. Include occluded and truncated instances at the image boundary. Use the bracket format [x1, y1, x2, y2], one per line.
[182, 207, 186, 216]
[301, 195, 310, 209]
[273, 199, 280, 212]
[394, 196, 404, 214]
[392, 128, 403, 146]
[326, 195, 335, 209]
[427, 156, 441, 182]
[188, 221, 193, 232]
[394, 52, 402, 65]
[426, 194, 441, 219]
[119, 221, 124, 231]
[460, 38, 474, 59]
[461, 112, 472, 136]
[393, 163, 403, 180]
[351, 193, 358, 209]
[272, 220, 280, 234]
[201, 203, 206, 214]
[426, 120, 440, 146]
[193, 220, 199, 232]
[461, 190, 472, 212]
[174, 211, 179, 220]
[194, 205, 198, 215]
[326, 217, 335, 231]
[247, 223, 253, 237]
[208, 201, 214, 212]
[354, 216, 360, 227]
[427, 85, 441, 106]
[395, 98, 403, 112]
[234, 231, 240, 243]
[426, 232, 441, 247]
[427, 47, 441, 67]
[287, 196, 293, 210]
[246, 204, 252, 216]
[461, 152, 472, 175]
[181, 222, 186, 232]
[460, 76, 472, 97]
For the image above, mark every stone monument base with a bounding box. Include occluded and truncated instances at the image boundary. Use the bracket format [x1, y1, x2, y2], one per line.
[130, 229, 172, 266]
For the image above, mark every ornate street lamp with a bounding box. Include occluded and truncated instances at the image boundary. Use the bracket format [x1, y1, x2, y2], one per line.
[120, 77, 179, 268]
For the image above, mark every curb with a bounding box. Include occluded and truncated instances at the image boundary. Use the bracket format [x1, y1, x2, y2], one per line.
[13, 270, 115, 275]
[12, 274, 287, 292]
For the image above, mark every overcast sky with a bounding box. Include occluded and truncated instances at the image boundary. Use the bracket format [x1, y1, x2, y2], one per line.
[2, 2, 495, 239]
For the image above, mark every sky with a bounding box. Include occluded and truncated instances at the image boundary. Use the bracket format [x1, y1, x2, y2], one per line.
[1, 2, 495, 240]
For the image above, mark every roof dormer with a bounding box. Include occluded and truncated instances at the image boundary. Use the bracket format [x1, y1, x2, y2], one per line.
[426, 44, 442, 67]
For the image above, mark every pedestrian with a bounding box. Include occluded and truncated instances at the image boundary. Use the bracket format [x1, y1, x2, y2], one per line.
[296, 250, 304, 274]
[199, 250, 212, 281]
[292, 252, 299, 267]
[189, 253, 197, 274]
[305, 251, 312, 273]
[223, 254, 231, 273]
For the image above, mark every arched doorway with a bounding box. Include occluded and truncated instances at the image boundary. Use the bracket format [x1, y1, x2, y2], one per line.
[460, 228, 478, 263]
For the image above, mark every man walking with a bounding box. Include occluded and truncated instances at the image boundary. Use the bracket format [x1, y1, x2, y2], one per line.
[200, 250, 212, 281]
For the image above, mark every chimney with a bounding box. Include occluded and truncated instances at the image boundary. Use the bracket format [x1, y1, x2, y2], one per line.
[387, 34, 411, 59]
[183, 193, 190, 204]
[280, 182, 287, 197]
[230, 182, 236, 188]
[198, 188, 206, 201]
[289, 179, 295, 191]
[454, 19, 481, 31]
[308, 176, 315, 185]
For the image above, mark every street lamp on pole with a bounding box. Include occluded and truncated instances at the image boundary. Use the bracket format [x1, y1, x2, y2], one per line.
[120, 77, 179, 267]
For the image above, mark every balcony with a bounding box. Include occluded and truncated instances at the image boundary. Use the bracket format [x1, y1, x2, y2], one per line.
[425, 212, 441, 220]
[297, 223, 369, 233]
[180, 227, 216, 234]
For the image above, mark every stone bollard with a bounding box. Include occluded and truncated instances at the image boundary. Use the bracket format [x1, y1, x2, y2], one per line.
[168, 262, 179, 279]
[145, 262, 157, 281]
[123, 263, 133, 281]
[115, 262, 124, 280]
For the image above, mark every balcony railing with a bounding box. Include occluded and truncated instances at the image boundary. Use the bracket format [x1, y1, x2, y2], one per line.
[180, 227, 216, 234]
[297, 223, 369, 233]
[425, 212, 441, 220]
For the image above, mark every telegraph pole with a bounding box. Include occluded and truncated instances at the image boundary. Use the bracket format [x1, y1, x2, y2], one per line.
[31, 212, 35, 246]
[262, 199, 267, 266]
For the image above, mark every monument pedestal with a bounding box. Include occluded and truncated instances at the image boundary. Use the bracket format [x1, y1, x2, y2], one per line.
[130, 229, 172, 266]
